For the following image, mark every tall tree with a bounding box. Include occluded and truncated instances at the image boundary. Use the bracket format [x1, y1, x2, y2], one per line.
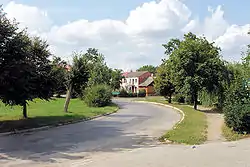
[137, 65, 157, 74]
[84, 48, 112, 87]
[154, 63, 175, 103]
[51, 56, 68, 97]
[163, 32, 227, 110]
[110, 69, 123, 91]
[0, 9, 56, 118]
[64, 53, 89, 112]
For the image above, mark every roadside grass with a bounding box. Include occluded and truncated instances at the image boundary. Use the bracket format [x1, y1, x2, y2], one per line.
[0, 98, 118, 133]
[136, 96, 207, 145]
[222, 123, 248, 141]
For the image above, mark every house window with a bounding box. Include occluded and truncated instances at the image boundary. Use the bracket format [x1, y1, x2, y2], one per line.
[135, 79, 137, 83]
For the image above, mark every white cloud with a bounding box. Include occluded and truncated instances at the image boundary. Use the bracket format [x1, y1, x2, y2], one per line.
[126, 0, 191, 34]
[215, 24, 250, 61]
[182, 5, 229, 40]
[182, 5, 249, 61]
[4, 1, 52, 34]
[2, 0, 250, 70]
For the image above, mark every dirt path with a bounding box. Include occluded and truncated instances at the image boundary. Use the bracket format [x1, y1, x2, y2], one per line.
[198, 106, 225, 142]
[206, 113, 225, 142]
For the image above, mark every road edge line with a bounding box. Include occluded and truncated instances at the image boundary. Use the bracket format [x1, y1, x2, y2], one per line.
[135, 101, 185, 128]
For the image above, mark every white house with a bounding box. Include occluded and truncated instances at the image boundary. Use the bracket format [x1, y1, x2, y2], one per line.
[121, 71, 152, 93]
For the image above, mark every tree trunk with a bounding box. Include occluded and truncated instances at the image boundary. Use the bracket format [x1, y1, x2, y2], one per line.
[64, 83, 72, 113]
[22, 102, 27, 118]
[168, 95, 172, 103]
[193, 93, 198, 110]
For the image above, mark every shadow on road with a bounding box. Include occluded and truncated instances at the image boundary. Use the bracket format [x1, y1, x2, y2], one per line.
[0, 101, 159, 163]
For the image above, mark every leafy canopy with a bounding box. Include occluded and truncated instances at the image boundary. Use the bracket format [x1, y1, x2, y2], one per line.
[163, 32, 228, 109]
[154, 63, 175, 103]
[0, 7, 56, 117]
[137, 65, 157, 74]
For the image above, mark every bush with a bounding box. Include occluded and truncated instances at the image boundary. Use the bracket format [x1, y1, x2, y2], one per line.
[83, 84, 112, 107]
[185, 95, 194, 105]
[199, 90, 217, 106]
[138, 89, 146, 97]
[128, 92, 137, 97]
[224, 103, 250, 133]
[224, 81, 250, 133]
[173, 94, 185, 103]
[119, 88, 128, 97]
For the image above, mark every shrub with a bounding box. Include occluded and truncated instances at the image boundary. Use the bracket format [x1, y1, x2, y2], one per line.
[138, 89, 146, 97]
[185, 95, 194, 105]
[173, 94, 185, 103]
[199, 90, 217, 107]
[224, 81, 250, 133]
[224, 103, 250, 133]
[128, 92, 137, 97]
[83, 84, 112, 107]
[119, 88, 128, 97]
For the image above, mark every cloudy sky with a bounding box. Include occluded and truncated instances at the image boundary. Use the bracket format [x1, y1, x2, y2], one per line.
[1, 0, 250, 70]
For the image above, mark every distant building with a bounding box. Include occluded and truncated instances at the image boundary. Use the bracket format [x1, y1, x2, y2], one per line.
[121, 71, 155, 96]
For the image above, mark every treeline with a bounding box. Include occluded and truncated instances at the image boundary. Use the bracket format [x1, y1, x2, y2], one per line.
[154, 32, 250, 133]
[0, 8, 123, 118]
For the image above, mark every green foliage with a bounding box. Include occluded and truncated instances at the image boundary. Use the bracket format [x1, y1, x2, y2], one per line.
[0, 9, 56, 117]
[84, 48, 112, 87]
[68, 53, 90, 98]
[137, 65, 157, 74]
[154, 64, 175, 103]
[222, 34, 250, 134]
[199, 90, 217, 107]
[84, 84, 112, 107]
[224, 72, 250, 132]
[162, 38, 181, 56]
[184, 95, 194, 105]
[163, 32, 228, 109]
[138, 89, 146, 97]
[173, 94, 185, 103]
[127, 92, 137, 97]
[224, 103, 250, 133]
[110, 69, 123, 90]
[51, 56, 68, 97]
[118, 88, 129, 97]
[222, 124, 247, 141]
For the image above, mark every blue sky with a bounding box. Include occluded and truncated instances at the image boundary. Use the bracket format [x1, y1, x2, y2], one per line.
[4, 0, 249, 25]
[2, 0, 250, 70]
[186, 0, 249, 25]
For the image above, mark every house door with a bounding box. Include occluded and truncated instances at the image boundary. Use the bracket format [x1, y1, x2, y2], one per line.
[131, 86, 134, 93]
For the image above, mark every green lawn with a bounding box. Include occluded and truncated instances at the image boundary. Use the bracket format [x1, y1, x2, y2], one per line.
[136, 96, 207, 145]
[0, 98, 118, 133]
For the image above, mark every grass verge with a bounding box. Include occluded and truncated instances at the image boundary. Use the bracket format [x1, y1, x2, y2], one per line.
[136, 96, 207, 145]
[222, 124, 248, 141]
[0, 98, 118, 133]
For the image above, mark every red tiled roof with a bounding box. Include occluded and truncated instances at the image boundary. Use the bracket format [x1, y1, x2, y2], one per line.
[122, 71, 149, 78]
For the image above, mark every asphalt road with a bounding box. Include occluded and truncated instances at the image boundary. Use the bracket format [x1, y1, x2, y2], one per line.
[0, 99, 180, 166]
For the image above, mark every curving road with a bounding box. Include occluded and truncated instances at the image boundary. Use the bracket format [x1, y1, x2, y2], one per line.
[0, 99, 180, 166]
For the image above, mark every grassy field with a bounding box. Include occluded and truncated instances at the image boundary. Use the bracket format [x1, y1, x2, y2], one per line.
[0, 98, 118, 133]
[136, 96, 207, 145]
